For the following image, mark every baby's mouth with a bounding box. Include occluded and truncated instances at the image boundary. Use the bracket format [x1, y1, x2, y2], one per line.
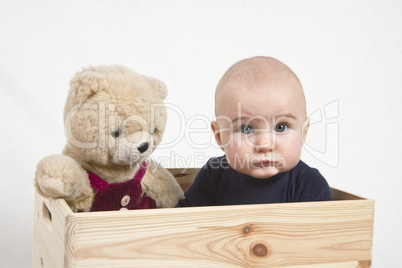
[252, 159, 276, 168]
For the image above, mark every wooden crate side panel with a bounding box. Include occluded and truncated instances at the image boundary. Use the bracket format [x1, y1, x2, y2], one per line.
[358, 260, 372, 268]
[282, 261, 367, 268]
[331, 188, 366, 201]
[33, 192, 72, 268]
[66, 200, 374, 268]
[170, 168, 199, 192]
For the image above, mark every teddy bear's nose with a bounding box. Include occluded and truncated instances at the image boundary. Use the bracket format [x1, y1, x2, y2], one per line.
[137, 142, 149, 153]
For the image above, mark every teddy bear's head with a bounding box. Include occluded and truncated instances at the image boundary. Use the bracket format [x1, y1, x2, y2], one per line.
[63, 65, 167, 167]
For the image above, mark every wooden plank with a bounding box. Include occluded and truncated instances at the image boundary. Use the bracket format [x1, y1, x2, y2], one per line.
[63, 199, 374, 268]
[281, 260, 371, 267]
[331, 188, 366, 201]
[169, 168, 199, 192]
[33, 168, 374, 267]
[33, 192, 72, 268]
[282, 261, 360, 268]
[358, 260, 372, 268]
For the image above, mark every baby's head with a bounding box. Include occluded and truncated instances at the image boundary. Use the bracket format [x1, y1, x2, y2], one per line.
[212, 56, 310, 179]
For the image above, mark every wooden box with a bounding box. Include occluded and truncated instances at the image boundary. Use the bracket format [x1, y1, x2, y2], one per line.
[33, 168, 374, 268]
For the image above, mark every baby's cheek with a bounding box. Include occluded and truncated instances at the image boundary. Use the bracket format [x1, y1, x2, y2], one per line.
[222, 147, 236, 164]
[282, 141, 302, 166]
[219, 132, 234, 149]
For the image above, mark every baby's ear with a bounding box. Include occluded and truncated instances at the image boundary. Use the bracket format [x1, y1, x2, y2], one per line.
[211, 121, 224, 149]
[69, 68, 108, 105]
[302, 117, 310, 143]
[149, 77, 167, 100]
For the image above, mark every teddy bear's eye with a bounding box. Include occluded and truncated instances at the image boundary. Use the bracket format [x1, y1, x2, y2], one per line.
[111, 128, 122, 138]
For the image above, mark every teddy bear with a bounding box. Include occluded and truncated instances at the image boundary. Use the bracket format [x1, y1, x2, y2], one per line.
[34, 65, 184, 212]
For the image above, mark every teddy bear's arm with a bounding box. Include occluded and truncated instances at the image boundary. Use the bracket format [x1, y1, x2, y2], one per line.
[34, 154, 94, 211]
[141, 159, 184, 208]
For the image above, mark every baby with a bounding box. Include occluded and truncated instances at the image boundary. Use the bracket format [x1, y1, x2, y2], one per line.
[177, 56, 332, 206]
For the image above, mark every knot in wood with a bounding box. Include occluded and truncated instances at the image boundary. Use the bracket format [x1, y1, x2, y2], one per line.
[243, 225, 251, 234]
[251, 242, 269, 258]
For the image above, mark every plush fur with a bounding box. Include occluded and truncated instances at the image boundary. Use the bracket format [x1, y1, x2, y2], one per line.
[34, 65, 184, 212]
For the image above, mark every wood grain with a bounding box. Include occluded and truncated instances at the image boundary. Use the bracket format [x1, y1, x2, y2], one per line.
[62, 200, 373, 267]
[169, 167, 199, 192]
[33, 193, 73, 267]
[33, 168, 374, 268]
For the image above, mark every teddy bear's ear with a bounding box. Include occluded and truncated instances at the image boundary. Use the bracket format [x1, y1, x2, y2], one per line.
[69, 69, 108, 104]
[149, 77, 167, 100]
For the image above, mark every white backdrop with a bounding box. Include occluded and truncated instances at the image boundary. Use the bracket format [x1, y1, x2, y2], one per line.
[1, 1, 401, 267]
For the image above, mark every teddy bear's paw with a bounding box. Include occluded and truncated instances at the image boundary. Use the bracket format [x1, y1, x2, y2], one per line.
[142, 160, 184, 208]
[67, 194, 94, 212]
[36, 174, 74, 198]
[35, 154, 89, 199]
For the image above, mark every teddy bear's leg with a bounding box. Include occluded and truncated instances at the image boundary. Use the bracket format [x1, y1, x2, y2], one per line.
[142, 159, 184, 208]
[34, 154, 94, 210]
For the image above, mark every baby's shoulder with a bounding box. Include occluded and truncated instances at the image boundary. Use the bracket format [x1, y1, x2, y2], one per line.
[290, 161, 332, 201]
[198, 156, 229, 179]
[292, 160, 325, 182]
[201, 155, 228, 170]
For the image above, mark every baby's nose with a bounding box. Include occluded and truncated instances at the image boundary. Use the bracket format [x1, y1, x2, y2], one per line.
[137, 142, 149, 153]
[254, 132, 276, 152]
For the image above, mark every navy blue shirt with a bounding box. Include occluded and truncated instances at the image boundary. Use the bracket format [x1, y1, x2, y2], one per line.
[177, 156, 332, 207]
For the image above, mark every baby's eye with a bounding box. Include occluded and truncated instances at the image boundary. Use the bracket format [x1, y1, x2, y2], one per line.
[275, 123, 287, 133]
[240, 125, 254, 135]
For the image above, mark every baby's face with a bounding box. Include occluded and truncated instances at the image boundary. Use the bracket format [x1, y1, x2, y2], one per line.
[213, 81, 309, 179]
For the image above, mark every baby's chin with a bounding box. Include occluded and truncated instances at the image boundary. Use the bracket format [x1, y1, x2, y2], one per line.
[233, 166, 282, 179]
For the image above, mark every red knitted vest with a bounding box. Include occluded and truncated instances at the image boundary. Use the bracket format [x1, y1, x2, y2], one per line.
[88, 162, 156, 212]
